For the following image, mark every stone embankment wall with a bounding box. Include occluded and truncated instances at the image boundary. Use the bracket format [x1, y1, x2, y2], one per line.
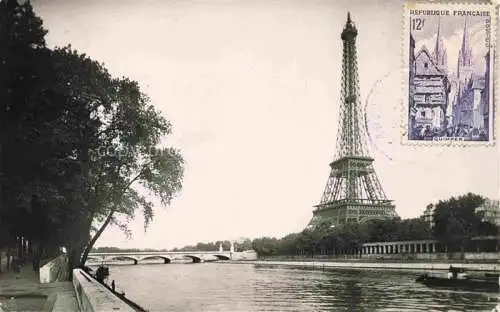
[72, 269, 135, 312]
[259, 252, 500, 263]
[232, 260, 500, 273]
[231, 250, 258, 260]
[462, 252, 499, 261]
[361, 252, 499, 262]
[39, 254, 69, 283]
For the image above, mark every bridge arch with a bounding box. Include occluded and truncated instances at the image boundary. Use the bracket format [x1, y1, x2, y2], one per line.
[139, 256, 171, 264]
[213, 254, 230, 260]
[183, 255, 202, 263]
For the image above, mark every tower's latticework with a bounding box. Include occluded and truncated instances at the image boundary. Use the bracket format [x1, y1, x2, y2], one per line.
[308, 13, 397, 228]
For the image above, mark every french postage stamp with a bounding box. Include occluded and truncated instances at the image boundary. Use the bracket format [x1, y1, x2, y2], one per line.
[402, 3, 497, 145]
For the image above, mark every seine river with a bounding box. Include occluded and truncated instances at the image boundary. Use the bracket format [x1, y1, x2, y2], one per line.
[102, 262, 499, 312]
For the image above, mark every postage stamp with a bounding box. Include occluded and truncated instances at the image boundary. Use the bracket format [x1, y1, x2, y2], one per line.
[402, 3, 497, 145]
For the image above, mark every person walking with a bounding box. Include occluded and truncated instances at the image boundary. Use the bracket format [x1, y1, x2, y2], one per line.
[12, 257, 21, 279]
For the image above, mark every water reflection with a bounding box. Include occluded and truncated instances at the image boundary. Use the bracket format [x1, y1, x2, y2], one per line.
[102, 263, 499, 312]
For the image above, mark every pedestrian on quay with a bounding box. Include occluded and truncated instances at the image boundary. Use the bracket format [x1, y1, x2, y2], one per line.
[111, 280, 115, 292]
[12, 257, 21, 279]
[32, 251, 40, 272]
[6, 249, 11, 272]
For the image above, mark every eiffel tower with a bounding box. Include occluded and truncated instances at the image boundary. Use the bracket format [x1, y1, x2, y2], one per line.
[308, 13, 397, 228]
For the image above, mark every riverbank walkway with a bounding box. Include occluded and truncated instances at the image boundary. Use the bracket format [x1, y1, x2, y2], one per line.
[0, 256, 79, 311]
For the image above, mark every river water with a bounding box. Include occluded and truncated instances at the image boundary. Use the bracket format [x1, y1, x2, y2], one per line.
[102, 262, 499, 312]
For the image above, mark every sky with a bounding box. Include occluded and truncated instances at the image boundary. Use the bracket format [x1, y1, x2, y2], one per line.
[32, 0, 499, 250]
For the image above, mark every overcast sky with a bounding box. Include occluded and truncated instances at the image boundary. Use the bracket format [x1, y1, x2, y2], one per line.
[33, 0, 499, 250]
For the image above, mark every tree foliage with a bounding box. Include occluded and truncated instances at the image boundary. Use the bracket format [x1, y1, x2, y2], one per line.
[249, 193, 497, 258]
[233, 217, 433, 257]
[432, 193, 496, 252]
[0, 0, 184, 275]
[0, 0, 66, 249]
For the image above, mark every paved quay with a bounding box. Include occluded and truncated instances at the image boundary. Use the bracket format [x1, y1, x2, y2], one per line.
[0, 257, 79, 312]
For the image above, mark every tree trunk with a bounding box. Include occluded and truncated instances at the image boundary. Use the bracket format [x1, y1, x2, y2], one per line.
[27, 239, 32, 259]
[18, 236, 23, 261]
[79, 170, 144, 267]
[67, 244, 83, 281]
[80, 209, 115, 267]
[23, 238, 27, 261]
[6, 247, 10, 271]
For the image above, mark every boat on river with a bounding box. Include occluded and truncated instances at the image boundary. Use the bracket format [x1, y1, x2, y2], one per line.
[485, 272, 500, 279]
[416, 267, 500, 292]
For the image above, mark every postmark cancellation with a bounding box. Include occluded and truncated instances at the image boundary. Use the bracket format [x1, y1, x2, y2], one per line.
[402, 3, 497, 145]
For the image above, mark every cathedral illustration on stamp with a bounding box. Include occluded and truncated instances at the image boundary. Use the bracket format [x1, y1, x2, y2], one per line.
[402, 3, 497, 145]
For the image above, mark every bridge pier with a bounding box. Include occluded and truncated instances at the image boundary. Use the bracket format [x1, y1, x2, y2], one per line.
[133, 259, 138, 265]
[163, 258, 171, 264]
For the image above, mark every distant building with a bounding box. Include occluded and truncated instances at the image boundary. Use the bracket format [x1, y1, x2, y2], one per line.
[422, 199, 500, 228]
[475, 199, 500, 226]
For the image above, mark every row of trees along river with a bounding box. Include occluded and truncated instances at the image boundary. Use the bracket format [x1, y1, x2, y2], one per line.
[249, 193, 498, 258]
[0, 0, 184, 278]
[95, 193, 499, 260]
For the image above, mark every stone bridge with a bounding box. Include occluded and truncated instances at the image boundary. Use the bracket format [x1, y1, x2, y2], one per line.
[87, 251, 234, 264]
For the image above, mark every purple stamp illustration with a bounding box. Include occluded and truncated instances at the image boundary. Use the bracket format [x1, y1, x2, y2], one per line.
[403, 3, 497, 144]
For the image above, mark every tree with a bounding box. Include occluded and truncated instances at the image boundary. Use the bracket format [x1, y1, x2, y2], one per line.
[46, 48, 184, 267]
[296, 229, 318, 256]
[309, 220, 333, 254]
[0, 0, 72, 255]
[359, 218, 404, 243]
[394, 218, 432, 241]
[252, 237, 279, 257]
[0, 1, 184, 277]
[433, 193, 485, 254]
[330, 223, 363, 253]
[478, 221, 499, 237]
[277, 233, 299, 255]
[236, 238, 253, 252]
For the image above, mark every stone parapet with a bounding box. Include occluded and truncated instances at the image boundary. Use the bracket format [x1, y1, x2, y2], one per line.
[492, 302, 500, 312]
[231, 260, 500, 272]
[230, 250, 258, 261]
[72, 269, 135, 312]
[39, 254, 68, 284]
